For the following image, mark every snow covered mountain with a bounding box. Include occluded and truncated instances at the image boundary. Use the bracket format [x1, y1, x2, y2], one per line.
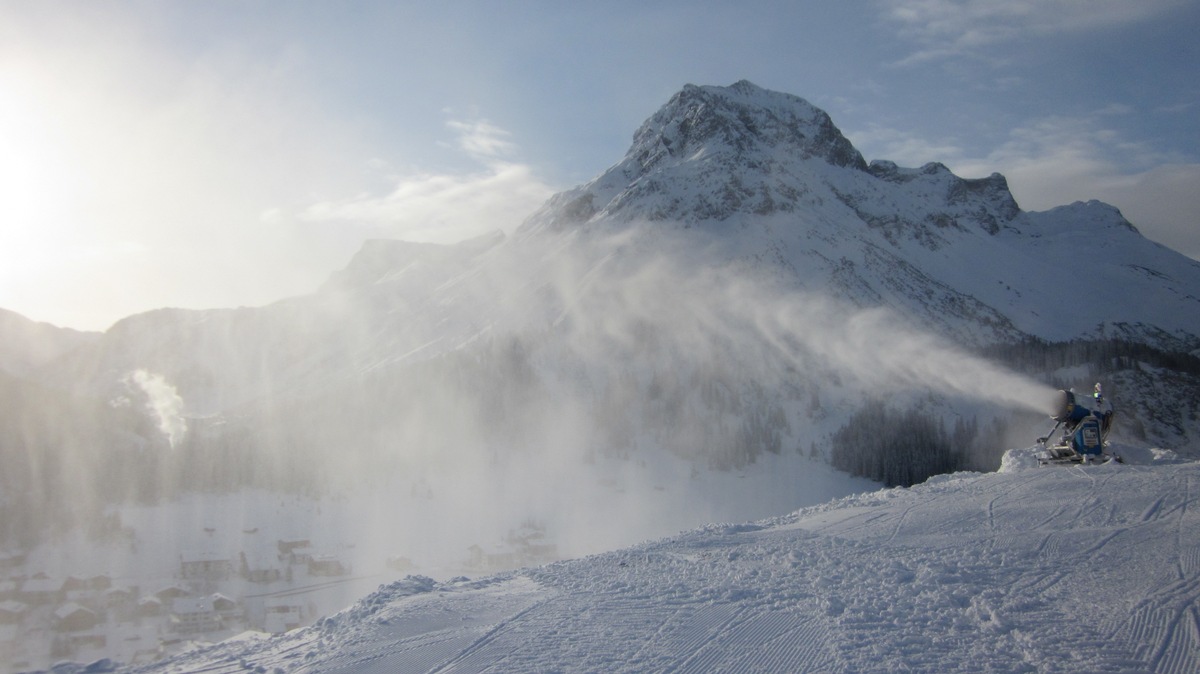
[6, 81, 1200, 673]
[119, 451, 1200, 674]
[520, 80, 1200, 347]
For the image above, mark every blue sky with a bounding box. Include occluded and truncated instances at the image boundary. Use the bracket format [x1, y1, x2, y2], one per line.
[2, 0, 1198, 330]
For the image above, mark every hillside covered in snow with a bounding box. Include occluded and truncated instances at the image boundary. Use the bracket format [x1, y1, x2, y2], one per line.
[122, 452, 1200, 674]
[4, 81, 1200, 673]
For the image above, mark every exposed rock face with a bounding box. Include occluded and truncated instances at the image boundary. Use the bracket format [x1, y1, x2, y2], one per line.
[627, 80, 869, 174]
[518, 80, 1021, 243]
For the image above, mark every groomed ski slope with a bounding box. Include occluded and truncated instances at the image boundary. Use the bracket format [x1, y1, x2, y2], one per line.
[128, 454, 1200, 674]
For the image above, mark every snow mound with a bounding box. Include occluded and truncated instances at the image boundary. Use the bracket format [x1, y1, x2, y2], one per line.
[1109, 442, 1184, 465]
[1000, 443, 1186, 473]
[997, 446, 1042, 473]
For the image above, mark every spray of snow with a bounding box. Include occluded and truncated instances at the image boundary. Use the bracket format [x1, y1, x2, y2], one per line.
[515, 225, 1059, 414]
[12, 223, 1065, 665]
[282, 222, 1064, 574]
[125, 369, 187, 447]
[749, 294, 1060, 414]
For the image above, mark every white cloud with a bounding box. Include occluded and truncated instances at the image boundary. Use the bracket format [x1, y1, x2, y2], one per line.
[880, 0, 1189, 63]
[953, 116, 1165, 193]
[1156, 102, 1195, 115]
[1098, 166, 1200, 258]
[850, 112, 1200, 260]
[300, 119, 557, 244]
[948, 116, 1200, 259]
[846, 124, 966, 166]
[446, 119, 518, 162]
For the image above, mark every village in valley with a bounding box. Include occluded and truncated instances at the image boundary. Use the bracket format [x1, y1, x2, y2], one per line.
[0, 536, 352, 671]
[0, 517, 559, 672]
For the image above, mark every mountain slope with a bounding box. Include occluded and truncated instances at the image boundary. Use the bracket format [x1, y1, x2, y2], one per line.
[0, 308, 99, 377]
[126, 454, 1200, 674]
[521, 80, 1200, 348]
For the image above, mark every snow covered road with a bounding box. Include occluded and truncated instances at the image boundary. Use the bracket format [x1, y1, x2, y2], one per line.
[128, 458, 1200, 673]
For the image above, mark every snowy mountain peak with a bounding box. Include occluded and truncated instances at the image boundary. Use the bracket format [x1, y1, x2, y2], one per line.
[1030, 199, 1140, 235]
[628, 80, 868, 174]
[514, 81, 1200, 347]
[518, 81, 876, 234]
[518, 81, 1021, 235]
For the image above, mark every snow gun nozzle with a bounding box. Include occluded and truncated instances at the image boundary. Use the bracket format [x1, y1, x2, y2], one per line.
[1050, 387, 1111, 424]
[1050, 390, 1073, 422]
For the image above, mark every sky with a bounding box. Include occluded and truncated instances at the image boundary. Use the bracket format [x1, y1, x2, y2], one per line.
[1, 0, 1198, 331]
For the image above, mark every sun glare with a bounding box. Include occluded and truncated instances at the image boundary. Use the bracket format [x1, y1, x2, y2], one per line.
[0, 65, 80, 235]
[0, 59, 137, 328]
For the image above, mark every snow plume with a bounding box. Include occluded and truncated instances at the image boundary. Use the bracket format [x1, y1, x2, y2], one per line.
[749, 297, 1059, 414]
[305, 222, 1062, 565]
[125, 369, 187, 447]
[59, 223, 1062, 615]
[286, 223, 1061, 563]
[527, 225, 1057, 415]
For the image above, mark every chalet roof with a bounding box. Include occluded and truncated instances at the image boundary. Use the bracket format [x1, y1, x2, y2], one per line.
[154, 584, 190, 599]
[54, 602, 96, 620]
[0, 600, 27, 614]
[210, 593, 238, 610]
[172, 596, 214, 615]
[87, 574, 113, 587]
[20, 577, 64, 593]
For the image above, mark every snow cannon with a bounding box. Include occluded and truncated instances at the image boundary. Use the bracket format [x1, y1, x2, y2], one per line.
[1050, 389, 1110, 426]
[1038, 384, 1116, 465]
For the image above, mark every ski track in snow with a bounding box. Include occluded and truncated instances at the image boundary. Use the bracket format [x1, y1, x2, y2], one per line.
[122, 462, 1200, 674]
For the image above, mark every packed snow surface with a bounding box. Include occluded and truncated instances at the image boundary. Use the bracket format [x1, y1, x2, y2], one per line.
[117, 456, 1200, 674]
